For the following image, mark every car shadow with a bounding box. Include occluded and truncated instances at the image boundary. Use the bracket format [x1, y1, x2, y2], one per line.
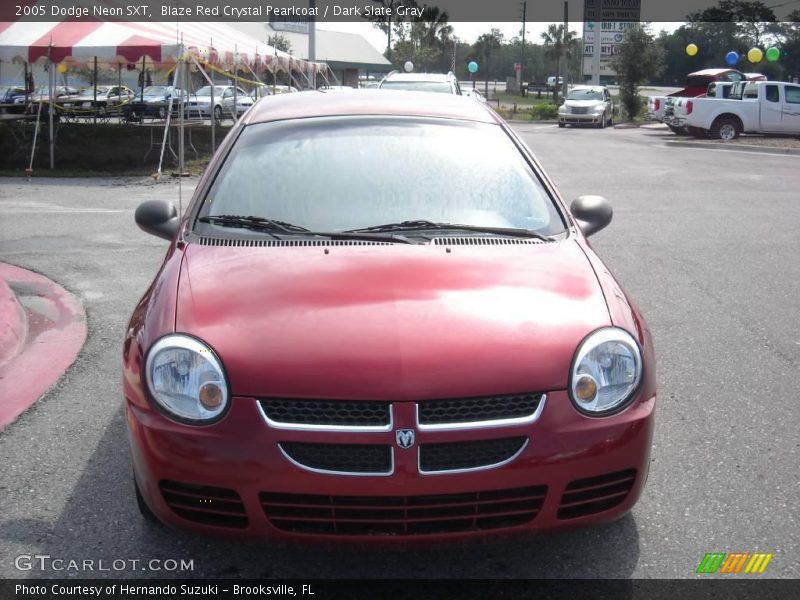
[4, 408, 641, 581]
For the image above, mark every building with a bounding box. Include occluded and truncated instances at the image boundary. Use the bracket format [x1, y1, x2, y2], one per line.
[231, 23, 392, 87]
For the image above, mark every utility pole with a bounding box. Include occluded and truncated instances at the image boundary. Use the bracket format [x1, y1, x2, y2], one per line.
[519, 1, 527, 96]
[309, 0, 316, 88]
[562, 1, 568, 100]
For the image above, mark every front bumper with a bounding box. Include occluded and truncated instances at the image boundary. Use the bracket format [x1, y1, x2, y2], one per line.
[127, 389, 655, 541]
[559, 114, 605, 125]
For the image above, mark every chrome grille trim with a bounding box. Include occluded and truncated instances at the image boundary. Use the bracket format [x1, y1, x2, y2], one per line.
[256, 400, 394, 433]
[278, 444, 395, 477]
[416, 394, 547, 431]
[418, 439, 529, 475]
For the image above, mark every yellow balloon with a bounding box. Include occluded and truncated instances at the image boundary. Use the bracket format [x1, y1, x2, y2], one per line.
[686, 43, 698, 56]
[57, 63, 67, 74]
[747, 47, 763, 63]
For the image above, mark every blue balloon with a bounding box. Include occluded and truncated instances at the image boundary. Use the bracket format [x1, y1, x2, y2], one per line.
[726, 51, 739, 65]
[468, 61, 478, 74]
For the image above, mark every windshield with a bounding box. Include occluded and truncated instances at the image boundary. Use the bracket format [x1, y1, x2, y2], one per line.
[196, 86, 227, 97]
[567, 89, 603, 101]
[143, 86, 168, 95]
[197, 117, 565, 236]
[380, 81, 453, 94]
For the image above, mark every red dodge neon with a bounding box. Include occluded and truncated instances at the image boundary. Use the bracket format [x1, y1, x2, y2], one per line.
[125, 90, 656, 539]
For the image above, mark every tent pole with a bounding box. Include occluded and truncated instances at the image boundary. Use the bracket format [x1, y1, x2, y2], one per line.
[180, 56, 186, 182]
[233, 46, 238, 122]
[118, 63, 122, 109]
[49, 56, 54, 169]
[93, 56, 97, 125]
[140, 56, 145, 102]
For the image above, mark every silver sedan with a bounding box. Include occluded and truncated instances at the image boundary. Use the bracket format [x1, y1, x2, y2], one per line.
[558, 86, 614, 129]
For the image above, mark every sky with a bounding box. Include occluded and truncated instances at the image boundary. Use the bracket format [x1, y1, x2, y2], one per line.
[320, 21, 684, 52]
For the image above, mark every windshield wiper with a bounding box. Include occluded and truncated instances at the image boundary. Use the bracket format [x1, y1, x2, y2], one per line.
[346, 220, 554, 241]
[198, 214, 417, 244]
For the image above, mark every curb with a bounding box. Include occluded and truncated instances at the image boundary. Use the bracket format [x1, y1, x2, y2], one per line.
[666, 140, 800, 156]
[0, 263, 88, 430]
[0, 277, 26, 366]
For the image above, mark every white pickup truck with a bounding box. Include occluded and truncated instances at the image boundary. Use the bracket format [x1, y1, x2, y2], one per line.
[662, 82, 737, 133]
[668, 81, 800, 140]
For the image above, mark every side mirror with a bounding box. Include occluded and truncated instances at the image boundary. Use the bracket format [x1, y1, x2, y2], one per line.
[135, 200, 179, 241]
[570, 195, 612, 237]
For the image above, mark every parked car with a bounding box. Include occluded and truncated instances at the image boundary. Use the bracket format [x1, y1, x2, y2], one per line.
[558, 85, 614, 128]
[461, 87, 487, 103]
[646, 69, 761, 129]
[20, 85, 78, 115]
[61, 85, 135, 114]
[546, 76, 564, 90]
[379, 71, 462, 95]
[663, 81, 738, 134]
[121, 86, 190, 121]
[671, 80, 800, 140]
[128, 90, 656, 540]
[0, 86, 27, 113]
[186, 85, 248, 121]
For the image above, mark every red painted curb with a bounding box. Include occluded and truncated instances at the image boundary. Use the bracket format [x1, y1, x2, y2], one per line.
[0, 277, 26, 366]
[0, 263, 88, 429]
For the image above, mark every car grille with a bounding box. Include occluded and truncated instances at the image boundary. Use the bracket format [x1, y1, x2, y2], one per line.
[558, 469, 637, 519]
[571, 106, 589, 114]
[419, 437, 527, 473]
[159, 480, 248, 529]
[260, 485, 547, 536]
[280, 442, 393, 475]
[260, 399, 391, 428]
[418, 393, 543, 427]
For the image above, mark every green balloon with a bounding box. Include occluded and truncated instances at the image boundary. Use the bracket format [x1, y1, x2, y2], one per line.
[766, 47, 780, 62]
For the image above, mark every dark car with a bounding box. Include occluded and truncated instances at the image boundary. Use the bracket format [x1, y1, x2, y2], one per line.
[127, 90, 656, 540]
[122, 86, 190, 121]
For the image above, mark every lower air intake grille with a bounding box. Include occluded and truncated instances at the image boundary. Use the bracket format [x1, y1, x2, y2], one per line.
[260, 485, 547, 536]
[159, 480, 248, 529]
[418, 393, 543, 426]
[280, 442, 392, 474]
[558, 469, 637, 520]
[260, 399, 391, 428]
[419, 437, 528, 473]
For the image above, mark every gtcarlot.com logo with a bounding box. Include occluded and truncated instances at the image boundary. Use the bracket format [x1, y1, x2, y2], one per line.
[696, 552, 773, 574]
[14, 554, 194, 572]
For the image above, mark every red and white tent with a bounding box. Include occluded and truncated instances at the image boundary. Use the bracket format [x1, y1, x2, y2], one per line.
[0, 20, 328, 74]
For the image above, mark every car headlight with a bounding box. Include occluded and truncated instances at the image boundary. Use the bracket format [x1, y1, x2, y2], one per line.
[593, 105, 605, 114]
[559, 105, 570, 114]
[144, 334, 229, 424]
[570, 328, 642, 415]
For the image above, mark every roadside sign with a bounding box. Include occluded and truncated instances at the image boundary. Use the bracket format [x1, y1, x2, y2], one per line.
[583, 0, 641, 80]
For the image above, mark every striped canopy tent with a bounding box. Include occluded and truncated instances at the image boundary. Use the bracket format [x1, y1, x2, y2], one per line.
[0, 19, 324, 74]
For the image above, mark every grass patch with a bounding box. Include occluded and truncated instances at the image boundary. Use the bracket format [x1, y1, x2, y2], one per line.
[0, 122, 226, 177]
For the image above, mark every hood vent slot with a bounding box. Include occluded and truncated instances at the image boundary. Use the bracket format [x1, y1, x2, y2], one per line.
[193, 237, 393, 247]
[431, 237, 548, 246]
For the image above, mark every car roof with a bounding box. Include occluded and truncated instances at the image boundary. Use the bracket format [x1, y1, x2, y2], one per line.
[244, 90, 499, 126]
[383, 73, 454, 82]
[569, 86, 606, 92]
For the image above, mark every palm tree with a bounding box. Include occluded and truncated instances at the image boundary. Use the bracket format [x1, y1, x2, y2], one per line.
[473, 29, 504, 95]
[540, 24, 577, 102]
[409, 6, 454, 71]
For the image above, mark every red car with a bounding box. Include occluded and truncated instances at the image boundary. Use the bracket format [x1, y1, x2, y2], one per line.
[126, 90, 656, 540]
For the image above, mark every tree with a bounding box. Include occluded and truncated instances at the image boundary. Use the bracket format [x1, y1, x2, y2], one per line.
[390, 4, 453, 72]
[267, 34, 292, 54]
[540, 24, 577, 102]
[365, 0, 420, 65]
[473, 29, 504, 95]
[610, 25, 665, 121]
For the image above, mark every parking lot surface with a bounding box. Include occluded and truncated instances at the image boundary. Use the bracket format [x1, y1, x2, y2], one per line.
[0, 125, 798, 578]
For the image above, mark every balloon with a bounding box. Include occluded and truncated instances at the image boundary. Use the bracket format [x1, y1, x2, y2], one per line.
[403, 61, 414, 73]
[747, 48, 763, 63]
[686, 43, 698, 56]
[57, 63, 67, 74]
[468, 61, 478, 74]
[766, 47, 780, 62]
[725, 51, 739, 65]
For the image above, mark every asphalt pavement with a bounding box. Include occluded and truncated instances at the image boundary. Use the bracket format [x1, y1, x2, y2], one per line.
[0, 125, 798, 579]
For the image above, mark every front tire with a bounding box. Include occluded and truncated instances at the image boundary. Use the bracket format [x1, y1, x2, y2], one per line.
[213, 105, 223, 123]
[711, 117, 741, 141]
[558, 122, 565, 128]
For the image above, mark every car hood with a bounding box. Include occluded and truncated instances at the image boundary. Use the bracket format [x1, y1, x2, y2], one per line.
[175, 240, 611, 400]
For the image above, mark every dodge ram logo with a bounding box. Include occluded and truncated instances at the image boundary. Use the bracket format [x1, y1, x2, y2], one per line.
[395, 429, 415, 449]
